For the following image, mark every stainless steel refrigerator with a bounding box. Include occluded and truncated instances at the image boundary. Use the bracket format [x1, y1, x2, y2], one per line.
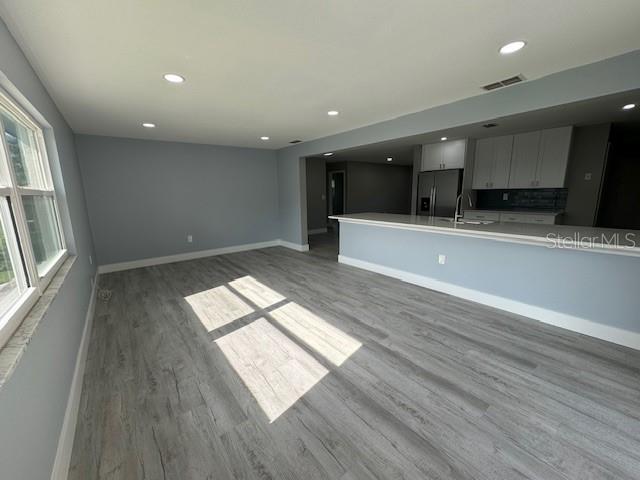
[417, 169, 463, 217]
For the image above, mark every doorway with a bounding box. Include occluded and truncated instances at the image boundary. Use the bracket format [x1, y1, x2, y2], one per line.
[328, 170, 346, 217]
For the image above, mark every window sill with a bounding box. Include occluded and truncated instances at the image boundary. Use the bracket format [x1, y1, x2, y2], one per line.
[0, 255, 77, 389]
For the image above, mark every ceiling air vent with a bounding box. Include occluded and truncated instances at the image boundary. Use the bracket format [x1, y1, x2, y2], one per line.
[482, 74, 525, 91]
[289, 139, 302, 144]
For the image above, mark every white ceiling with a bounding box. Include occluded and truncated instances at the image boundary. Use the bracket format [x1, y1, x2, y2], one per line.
[1, 0, 640, 149]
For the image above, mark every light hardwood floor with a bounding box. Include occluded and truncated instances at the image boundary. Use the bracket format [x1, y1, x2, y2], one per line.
[69, 244, 640, 479]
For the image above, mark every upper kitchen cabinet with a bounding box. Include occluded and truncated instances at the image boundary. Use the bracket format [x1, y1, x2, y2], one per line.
[537, 126, 573, 188]
[508, 127, 573, 188]
[472, 135, 513, 189]
[509, 131, 541, 188]
[421, 139, 466, 171]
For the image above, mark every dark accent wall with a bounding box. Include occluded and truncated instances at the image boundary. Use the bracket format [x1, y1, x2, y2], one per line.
[564, 124, 611, 226]
[305, 157, 327, 231]
[597, 122, 640, 230]
[327, 161, 412, 215]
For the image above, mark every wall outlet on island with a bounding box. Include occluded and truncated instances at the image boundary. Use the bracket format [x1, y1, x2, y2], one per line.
[187, 234, 193, 243]
[502, 193, 509, 201]
[438, 254, 446, 265]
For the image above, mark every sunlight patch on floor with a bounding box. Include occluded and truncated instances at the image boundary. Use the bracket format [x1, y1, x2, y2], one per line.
[228, 275, 286, 309]
[185, 285, 254, 332]
[270, 302, 362, 366]
[215, 318, 328, 422]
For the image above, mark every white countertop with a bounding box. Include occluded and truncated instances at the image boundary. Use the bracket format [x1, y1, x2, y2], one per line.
[329, 213, 640, 257]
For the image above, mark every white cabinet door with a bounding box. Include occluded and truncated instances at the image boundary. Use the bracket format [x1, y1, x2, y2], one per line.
[442, 139, 466, 169]
[492, 135, 513, 189]
[464, 210, 501, 221]
[509, 131, 541, 188]
[421, 143, 442, 171]
[422, 139, 466, 171]
[536, 126, 572, 188]
[472, 138, 493, 189]
[500, 213, 557, 224]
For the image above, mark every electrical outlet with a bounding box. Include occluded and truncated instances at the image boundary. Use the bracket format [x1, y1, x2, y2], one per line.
[584, 172, 592, 181]
[438, 254, 446, 265]
[502, 193, 509, 201]
[187, 234, 193, 243]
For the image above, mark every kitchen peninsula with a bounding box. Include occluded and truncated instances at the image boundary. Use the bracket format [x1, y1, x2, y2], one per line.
[330, 213, 640, 349]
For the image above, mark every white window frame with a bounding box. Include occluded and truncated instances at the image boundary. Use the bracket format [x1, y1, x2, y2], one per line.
[0, 88, 68, 348]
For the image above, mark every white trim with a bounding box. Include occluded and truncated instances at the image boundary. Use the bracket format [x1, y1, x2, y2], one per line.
[50, 273, 98, 480]
[0, 287, 38, 348]
[308, 227, 328, 235]
[278, 240, 310, 252]
[338, 254, 640, 351]
[98, 240, 281, 273]
[96, 239, 313, 275]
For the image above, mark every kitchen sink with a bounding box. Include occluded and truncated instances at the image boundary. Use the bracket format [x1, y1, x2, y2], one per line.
[438, 218, 495, 225]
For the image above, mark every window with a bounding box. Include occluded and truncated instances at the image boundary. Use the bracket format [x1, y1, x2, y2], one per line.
[0, 89, 67, 348]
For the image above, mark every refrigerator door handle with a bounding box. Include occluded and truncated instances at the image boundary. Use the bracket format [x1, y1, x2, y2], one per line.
[432, 186, 437, 217]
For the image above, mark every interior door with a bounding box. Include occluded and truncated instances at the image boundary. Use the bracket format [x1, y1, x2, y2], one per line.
[433, 170, 461, 217]
[329, 171, 345, 215]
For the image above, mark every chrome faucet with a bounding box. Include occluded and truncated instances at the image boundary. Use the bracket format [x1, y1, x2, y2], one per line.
[454, 193, 473, 223]
[454, 194, 464, 223]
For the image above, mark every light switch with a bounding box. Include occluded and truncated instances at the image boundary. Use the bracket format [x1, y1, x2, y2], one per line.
[584, 173, 592, 181]
[438, 254, 446, 265]
[187, 234, 193, 243]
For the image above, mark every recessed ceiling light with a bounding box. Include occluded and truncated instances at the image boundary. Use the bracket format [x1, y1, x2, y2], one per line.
[622, 103, 636, 110]
[260, 136, 270, 140]
[386, 157, 393, 162]
[440, 136, 448, 141]
[142, 123, 156, 128]
[323, 152, 334, 156]
[499, 41, 526, 55]
[163, 73, 185, 83]
[327, 110, 339, 116]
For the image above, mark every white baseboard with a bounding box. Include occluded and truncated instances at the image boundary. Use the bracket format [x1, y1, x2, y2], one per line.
[278, 239, 310, 252]
[97, 239, 311, 274]
[308, 228, 328, 235]
[339, 255, 640, 351]
[50, 273, 99, 480]
[98, 240, 281, 273]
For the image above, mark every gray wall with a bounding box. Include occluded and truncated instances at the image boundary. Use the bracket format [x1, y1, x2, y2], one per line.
[276, 50, 640, 246]
[0, 17, 96, 480]
[76, 135, 279, 265]
[342, 162, 412, 214]
[564, 124, 611, 226]
[305, 157, 327, 231]
[340, 222, 640, 334]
